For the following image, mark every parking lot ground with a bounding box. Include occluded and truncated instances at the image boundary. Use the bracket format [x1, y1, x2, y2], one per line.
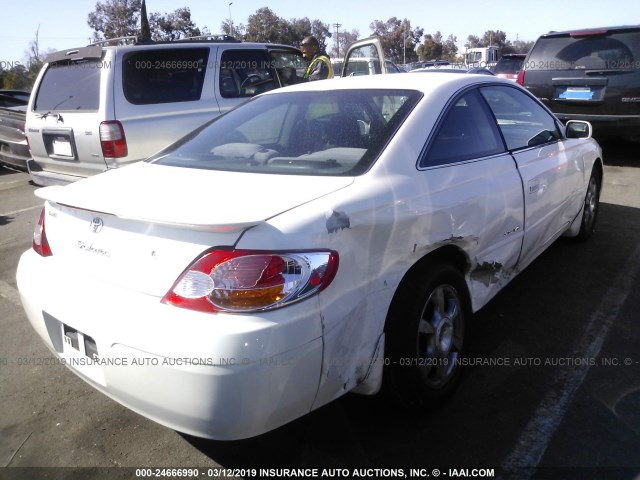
[1, 138, 640, 479]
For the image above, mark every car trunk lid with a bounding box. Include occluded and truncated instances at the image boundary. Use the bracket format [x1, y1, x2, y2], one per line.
[35, 162, 353, 296]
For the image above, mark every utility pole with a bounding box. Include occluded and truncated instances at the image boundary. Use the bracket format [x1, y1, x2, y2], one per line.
[228, 2, 233, 36]
[403, 21, 407, 66]
[333, 23, 341, 56]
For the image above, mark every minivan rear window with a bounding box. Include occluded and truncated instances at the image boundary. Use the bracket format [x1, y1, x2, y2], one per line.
[34, 61, 101, 112]
[527, 31, 640, 70]
[123, 48, 209, 104]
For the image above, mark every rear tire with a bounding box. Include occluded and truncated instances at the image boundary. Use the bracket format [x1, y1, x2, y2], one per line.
[384, 262, 471, 407]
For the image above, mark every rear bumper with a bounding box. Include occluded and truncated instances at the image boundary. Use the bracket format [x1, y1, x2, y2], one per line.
[0, 139, 30, 171]
[16, 249, 324, 440]
[27, 159, 92, 186]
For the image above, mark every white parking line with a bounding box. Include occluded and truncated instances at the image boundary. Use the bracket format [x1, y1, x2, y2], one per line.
[501, 243, 640, 476]
[0, 205, 42, 217]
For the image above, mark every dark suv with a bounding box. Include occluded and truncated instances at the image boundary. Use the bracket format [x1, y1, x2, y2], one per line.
[492, 53, 526, 80]
[518, 25, 640, 140]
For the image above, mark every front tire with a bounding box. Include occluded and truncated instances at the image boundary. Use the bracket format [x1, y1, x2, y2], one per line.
[384, 263, 471, 407]
[574, 168, 601, 242]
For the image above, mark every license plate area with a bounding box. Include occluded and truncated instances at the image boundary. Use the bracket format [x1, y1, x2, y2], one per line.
[61, 323, 106, 385]
[554, 85, 604, 102]
[43, 128, 78, 160]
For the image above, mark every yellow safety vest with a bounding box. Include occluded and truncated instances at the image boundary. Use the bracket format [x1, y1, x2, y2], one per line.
[304, 55, 334, 80]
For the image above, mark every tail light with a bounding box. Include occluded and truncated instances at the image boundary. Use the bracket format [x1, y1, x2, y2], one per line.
[99, 121, 128, 158]
[162, 249, 339, 313]
[516, 69, 525, 86]
[33, 208, 52, 257]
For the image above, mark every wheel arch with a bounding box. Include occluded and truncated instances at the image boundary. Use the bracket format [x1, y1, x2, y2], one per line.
[384, 244, 471, 330]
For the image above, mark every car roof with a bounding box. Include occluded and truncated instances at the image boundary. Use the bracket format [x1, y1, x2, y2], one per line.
[45, 39, 301, 63]
[541, 24, 640, 38]
[262, 71, 513, 96]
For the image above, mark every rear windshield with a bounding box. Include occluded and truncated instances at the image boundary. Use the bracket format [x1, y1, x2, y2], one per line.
[527, 31, 640, 70]
[494, 57, 525, 74]
[150, 89, 421, 176]
[34, 60, 102, 112]
[123, 48, 209, 104]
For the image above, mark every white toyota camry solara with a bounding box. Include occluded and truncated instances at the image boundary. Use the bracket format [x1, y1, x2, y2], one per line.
[17, 73, 603, 440]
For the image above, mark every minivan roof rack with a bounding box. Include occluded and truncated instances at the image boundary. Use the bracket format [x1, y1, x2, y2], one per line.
[89, 36, 139, 47]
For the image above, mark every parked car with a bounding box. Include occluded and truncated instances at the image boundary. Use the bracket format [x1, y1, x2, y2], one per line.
[17, 73, 602, 440]
[405, 60, 451, 71]
[0, 105, 30, 171]
[0, 89, 30, 108]
[492, 53, 526, 80]
[25, 35, 307, 186]
[412, 66, 495, 75]
[518, 25, 640, 140]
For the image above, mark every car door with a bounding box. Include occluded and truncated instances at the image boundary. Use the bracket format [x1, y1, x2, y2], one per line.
[479, 84, 586, 269]
[419, 88, 525, 309]
[341, 37, 388, 77]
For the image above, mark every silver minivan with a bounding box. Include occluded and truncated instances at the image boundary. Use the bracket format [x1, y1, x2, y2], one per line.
[25, 36, 307, 186]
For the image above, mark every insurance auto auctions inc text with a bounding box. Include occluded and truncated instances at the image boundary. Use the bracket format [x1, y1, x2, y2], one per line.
[254, 468, 495, 478]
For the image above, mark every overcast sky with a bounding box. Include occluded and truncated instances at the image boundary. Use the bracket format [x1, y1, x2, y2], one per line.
[2, 0, 638, 65]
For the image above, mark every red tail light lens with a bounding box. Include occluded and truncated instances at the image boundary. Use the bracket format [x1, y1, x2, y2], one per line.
[162, 249, 339, 313]
[516, 69, 525, 86]
[99, 121, 128, 158]
[33, 208, 52, 257]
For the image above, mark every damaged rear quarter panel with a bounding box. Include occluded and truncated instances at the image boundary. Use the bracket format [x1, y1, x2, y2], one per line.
[235, 101, 527, 406]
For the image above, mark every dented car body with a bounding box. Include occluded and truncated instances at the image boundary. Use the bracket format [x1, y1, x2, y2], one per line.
[17, 74, 603, 440]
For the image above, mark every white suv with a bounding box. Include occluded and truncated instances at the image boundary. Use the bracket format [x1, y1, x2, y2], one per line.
[25, 36, 307, 186]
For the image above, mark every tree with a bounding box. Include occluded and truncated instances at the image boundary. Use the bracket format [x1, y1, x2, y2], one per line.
[149, 7, 201, 41]
[221, 19, 244, 38]
[140, 0, 151, 41]
[331, 29, 359, 59]
[23, 26, 44, 87]
[510, 39, 535, 54]
[242, 8, 331, 49]
[369, 18, 423, 64]
[244, 7, 287, 43]
[416, 31, 458, 62]
[418, 32, 443, 60]
[87, 0, 143, 41]
[1, 64, 29, 89]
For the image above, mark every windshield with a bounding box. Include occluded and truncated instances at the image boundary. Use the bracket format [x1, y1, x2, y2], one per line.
[150, 89, 421, 176]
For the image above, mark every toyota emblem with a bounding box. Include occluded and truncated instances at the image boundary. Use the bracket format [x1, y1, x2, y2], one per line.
[90, 217, 104, 233]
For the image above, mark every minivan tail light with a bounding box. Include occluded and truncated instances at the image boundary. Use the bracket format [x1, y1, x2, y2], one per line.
[162, 249, 339, 313]
[99, 121, 128, 158]
[516, 69, 525, 86]
[33, 208, 52, 257]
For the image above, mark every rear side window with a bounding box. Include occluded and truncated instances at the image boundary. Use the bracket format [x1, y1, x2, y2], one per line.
[423, 90, 504, 167]
[34, 61, 101, 112]
[123, 48, 209, 104]
[527, 31, 640, 70]
[219, 50, 277, 98]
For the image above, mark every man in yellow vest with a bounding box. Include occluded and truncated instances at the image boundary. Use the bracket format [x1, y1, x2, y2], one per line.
[300, 35, 334, 81]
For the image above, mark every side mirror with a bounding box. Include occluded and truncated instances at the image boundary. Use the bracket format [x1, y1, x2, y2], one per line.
[565, 120, 593, 139]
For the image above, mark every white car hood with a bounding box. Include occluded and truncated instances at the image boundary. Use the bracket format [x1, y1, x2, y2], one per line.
[36, 162, 354, 230]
